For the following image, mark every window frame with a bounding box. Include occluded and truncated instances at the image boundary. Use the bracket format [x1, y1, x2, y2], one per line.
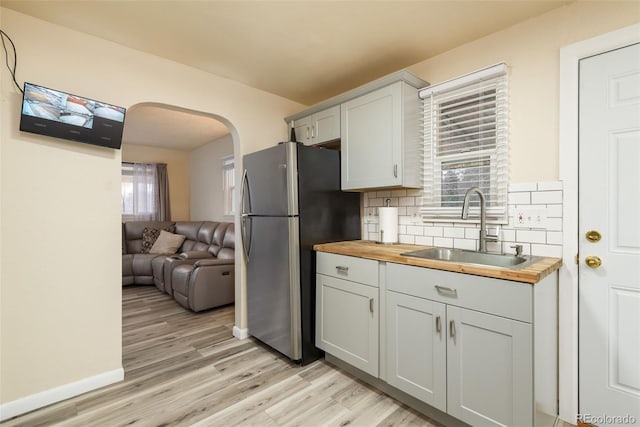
[419, 63, 509, 223]
[222, 155, 235, 217]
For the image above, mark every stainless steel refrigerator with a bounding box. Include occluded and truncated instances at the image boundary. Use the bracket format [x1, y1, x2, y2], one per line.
[241, 141, 360, 364]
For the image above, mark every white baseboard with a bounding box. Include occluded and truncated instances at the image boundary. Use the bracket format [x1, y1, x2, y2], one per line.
[233, 325, 249, 340]
[0, 367, 124, 422]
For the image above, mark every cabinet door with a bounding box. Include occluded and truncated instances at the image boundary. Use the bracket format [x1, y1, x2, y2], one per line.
[313, 105, 340, 144]
[386, 291, 446, 411]
[316, 273, 379, 377]
[447, 306, 533, 427]
[293, 115, 312, 145]
[341, 82, 402, 190]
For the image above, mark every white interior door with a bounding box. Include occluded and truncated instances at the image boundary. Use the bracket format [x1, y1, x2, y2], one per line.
[579, 43, 640, 425]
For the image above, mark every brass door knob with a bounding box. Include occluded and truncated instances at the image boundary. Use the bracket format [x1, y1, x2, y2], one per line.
[585, 256, 602, 268]
[585, 230, 602, 243]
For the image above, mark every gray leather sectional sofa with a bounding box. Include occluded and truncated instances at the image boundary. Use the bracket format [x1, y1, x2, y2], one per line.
[122, 220, 235, 312]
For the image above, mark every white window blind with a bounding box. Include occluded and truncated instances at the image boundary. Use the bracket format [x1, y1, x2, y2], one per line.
[121, 162, 158, 221]
[222, 155, 235, 216]
[419, 64, 508, 222]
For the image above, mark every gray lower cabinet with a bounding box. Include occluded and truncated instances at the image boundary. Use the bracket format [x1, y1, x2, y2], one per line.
[386, 291, 532, 426]
[317, 253, 557, 427]
[446, 305, 532, 427]
[386, 291, 447, 410]
[315, 253, 379, 377]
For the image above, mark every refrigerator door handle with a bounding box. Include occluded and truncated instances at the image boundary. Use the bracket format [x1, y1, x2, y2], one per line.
[241, 215, 252, 262]
[241, 169, 251, 215]
[241, 170, 252, 262]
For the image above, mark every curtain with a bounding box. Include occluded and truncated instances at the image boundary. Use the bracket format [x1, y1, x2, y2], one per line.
[122, 162, 171, 221]
[155, 163, 171, 221]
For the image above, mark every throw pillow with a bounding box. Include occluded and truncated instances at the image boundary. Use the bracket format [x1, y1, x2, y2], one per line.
[149, 230, 186, 254]
[140, 228, 162, 254]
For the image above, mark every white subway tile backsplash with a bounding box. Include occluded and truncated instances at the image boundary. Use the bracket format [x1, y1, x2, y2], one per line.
[508, 192, 531, 205]
[424, 226, 443, 237]
[434, 237, 453, 247]
[406, 225, 424, 236]
[454, 239, 477, 250]
[399, 234, 415, 244]
[545, 217, 563, 231]
[361, 181, 564, 258]
[516, 230, 547, 244]
[509, 183, 538, 192]
[531, 191, 563, 204]
[531, 244, 563, 257]
[444, 227, 465, 238]
[501, 229, 516, 242]
[546, 231, 563, 245]
[537, 181, 563, 191]
[547, 205, 563, 218]
[415, 235, 434, 246]
[399, 197, 416, 206]
[464, 227, 480, 240]
[486, 242, 502, 253]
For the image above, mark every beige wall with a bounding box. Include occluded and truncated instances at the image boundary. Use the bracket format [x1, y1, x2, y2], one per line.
[0, 7, 303, 408]
[407, 0, 640, 183]
[190, 134, 234, 222]
[121, 143, 191, 221]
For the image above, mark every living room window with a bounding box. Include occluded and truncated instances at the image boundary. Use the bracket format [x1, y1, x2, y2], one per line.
[222, 155, 235, 217]
[121, 162, 171, 221]
[418, 63, 508, 222]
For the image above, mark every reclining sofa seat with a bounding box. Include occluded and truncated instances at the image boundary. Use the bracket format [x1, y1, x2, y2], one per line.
[122, 220, 175, 286]
[172, 225, 235, 312]
[153, 222, 231, 295]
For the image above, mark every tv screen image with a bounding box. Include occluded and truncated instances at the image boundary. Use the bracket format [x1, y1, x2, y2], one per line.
[20, 82, 126, 149]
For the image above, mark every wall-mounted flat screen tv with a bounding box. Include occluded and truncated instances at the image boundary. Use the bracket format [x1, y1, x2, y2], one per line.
[20, 82, 126, 149]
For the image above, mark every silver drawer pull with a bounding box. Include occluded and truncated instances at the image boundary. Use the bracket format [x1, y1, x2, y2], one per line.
[369, 298, 374, 314]
[435, 316, 441, 333]
[450, 320, 456, 337]
[336, 266, 349, 274]
[435, 285, 457, 294]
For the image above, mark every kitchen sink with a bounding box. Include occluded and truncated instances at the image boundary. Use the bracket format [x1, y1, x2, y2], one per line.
[401, 247, 541, 269]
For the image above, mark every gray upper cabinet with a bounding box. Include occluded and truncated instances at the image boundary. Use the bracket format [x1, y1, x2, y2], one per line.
[293, 105, 340, 146]
[341, 81, 421, 191]
[284, 70, 428, 188]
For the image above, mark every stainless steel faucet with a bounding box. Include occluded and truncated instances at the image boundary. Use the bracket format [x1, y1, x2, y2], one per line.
[461, 187, 488, 252]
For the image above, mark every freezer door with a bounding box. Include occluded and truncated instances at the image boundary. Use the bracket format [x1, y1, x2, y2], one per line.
[246, 216, 301, 360]
[243, 142, 298, 216]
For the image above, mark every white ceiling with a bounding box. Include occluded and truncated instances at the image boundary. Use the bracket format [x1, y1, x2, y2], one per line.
[3, 0, 572, 150]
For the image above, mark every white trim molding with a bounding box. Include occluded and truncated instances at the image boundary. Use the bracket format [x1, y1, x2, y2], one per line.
[0, 368, 124, 422]
[558, 23, 640, 424]
[232, 325, 249, 340]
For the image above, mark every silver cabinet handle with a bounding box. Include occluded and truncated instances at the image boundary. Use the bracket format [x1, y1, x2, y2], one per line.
[393, 164, 398, 178]
[435, 285, 457, 294]
[305, 127, 310, 139]
[436, 316, 441, 333]
[369, 298, 374, 314]
[335, 266, 349, 274]
[311, 125, 316, 138]
[450, 320, 456, 337]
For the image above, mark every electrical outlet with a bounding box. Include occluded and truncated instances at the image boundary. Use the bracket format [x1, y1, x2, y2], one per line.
[513, 206, 547, 228]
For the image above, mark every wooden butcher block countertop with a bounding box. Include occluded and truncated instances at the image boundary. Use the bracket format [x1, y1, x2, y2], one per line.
[313, 240, 562, 284]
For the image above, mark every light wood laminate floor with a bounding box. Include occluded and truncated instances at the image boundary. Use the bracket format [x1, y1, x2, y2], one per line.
[2, 286, 443, 427]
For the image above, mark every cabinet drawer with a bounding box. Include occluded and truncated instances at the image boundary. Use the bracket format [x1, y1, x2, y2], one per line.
[317, 252, 378, 287]
[386, 262, 532, 323]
